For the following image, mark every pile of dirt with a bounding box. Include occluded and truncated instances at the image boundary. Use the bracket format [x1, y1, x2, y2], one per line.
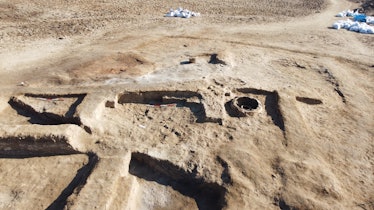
[362, 0, 374, 15]
[69, 53, 155, 81]
[348, 0, 374, 15]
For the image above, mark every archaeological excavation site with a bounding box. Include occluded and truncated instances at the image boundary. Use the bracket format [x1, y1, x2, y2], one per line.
[0, 0, 373, 209]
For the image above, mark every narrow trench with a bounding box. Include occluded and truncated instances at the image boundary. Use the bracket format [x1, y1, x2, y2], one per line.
[235, 88, 285, 132]
[0, 135, 80, 158]
[265, 92, 285, 132]
[46, 153, 99, 210]
[295, 96, 322, 105]
[129, 152, 227, 210]
[118, 91, 202, 104]
[118, 91, 220, 124]
[233, 88, 287, 145]
[334, 88, 346, 103]
[319, 68, 346, 103]
[209, 54, 226, 65]
[216, 156, 232, 185]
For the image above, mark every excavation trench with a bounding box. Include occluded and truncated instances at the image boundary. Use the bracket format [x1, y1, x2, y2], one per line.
[8, 94, 91, 133]
[296, 96, 323, 105]
[0, 135, 80, 158]
[129, 152, 227, 210]
[226, 96, 262, 117]
[236, 88, 285, 131]
[46, 153, 99, 210]
[118, 91, 212, 123]
[118, 91, 202, 104]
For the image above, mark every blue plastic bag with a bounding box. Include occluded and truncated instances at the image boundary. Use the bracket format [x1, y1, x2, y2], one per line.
[354, 14, 366, 22]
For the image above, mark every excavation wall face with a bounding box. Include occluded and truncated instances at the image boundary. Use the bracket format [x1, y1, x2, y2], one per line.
[7, 94, 92, 133]
[236, 88, 285, 131]
[0, 136, 79, 158]
[46, 153, 99, 210]
[129, 152, 227, 210]
[226, 96, 262, 117]
[118, 91, 202, 104]
[8, 94, 86, 126]
[1, 74, 365, 210]
[0, 154, 90, 210]
[296, 96, 323, 105]
[118, 91, 210, 123]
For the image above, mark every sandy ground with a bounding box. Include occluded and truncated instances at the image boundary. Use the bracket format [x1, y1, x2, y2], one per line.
[0, 0, 373, 209]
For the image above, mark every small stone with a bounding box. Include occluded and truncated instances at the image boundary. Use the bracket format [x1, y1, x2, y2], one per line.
[105, 100, 115, 108]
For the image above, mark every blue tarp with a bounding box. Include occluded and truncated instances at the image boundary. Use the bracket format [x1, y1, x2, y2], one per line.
[354, 14, 366, 22]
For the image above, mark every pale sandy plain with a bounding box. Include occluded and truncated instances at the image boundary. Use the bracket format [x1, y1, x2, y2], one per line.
[0, 0, 373, 209]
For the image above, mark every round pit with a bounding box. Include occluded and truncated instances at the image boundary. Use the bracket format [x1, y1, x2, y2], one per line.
[236, 97, 259, 110]
[229, 97, 261, 117]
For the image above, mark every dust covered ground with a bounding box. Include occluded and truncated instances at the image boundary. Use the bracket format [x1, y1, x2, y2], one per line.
[0, 0, 373, 209]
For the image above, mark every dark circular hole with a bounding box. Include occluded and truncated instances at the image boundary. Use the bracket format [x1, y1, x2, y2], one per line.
[236, 97, 259, 110]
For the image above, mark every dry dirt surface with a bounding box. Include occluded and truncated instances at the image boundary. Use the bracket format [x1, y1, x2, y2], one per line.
[0, 0, 373, 209]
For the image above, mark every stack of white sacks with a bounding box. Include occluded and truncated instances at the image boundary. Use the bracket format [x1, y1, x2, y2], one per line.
[367, 16, 374, 24]
[335, 9, 357, 17]
[165, 8, 200, 18]
[333, 19, 374, 34]
[333, 10, 374, 34]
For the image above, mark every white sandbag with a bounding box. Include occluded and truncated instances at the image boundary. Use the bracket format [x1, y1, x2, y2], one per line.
[192, 12, 200, 17]
[360, 23, 374, 34]
[349, 24, 360, 32]
[342, 22, 351, 29]
[346, 10, 356, 17]
[165, 11, 175, 17]
[366, 16, 374, 24]
[349, 26, 359, 32]
[350, 22, 359, 27]
[333, 9, 374, 34]
[336, 10, 356, 17]
[344, 20, 354, 29]
[359, 27, 368, 34]
[332, 22, 341, 29]
[336, 12, 346, 17]
[180, 12, 187, 18]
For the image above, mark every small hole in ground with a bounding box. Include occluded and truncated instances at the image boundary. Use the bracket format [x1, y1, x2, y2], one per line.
[226, 97, 261, 117]
[209, 54, 226, 65]
[236, 97, 259, 110]
[296, 96, 323, 105]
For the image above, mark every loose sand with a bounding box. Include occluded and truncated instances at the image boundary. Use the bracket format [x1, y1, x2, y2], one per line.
[0, 0, 373, 209]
